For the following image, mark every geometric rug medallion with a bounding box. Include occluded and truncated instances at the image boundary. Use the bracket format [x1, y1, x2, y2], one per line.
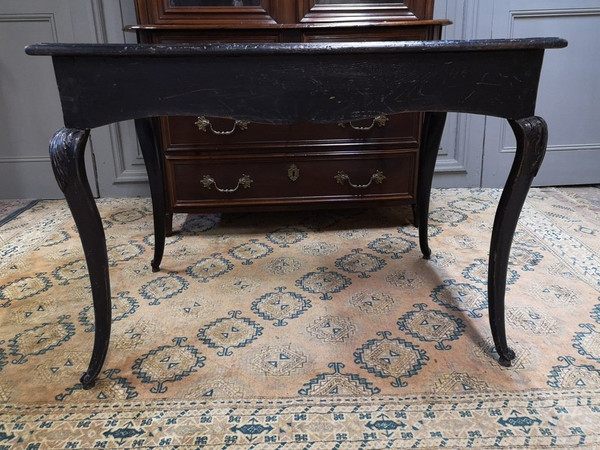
[0, 187, 599, 447]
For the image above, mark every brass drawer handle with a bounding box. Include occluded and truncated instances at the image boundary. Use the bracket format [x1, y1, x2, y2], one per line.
[338, 114, 389, 131]
[335, 170, 385, 189]
[201, 174, 253, 193]
[195, 116, 250, 135]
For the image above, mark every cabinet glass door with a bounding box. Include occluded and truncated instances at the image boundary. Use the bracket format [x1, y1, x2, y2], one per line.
[169, 1, 262, 6]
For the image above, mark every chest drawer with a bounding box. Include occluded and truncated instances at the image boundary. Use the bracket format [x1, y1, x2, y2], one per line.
[166, 149, 417, 212]
[162, 113, 420, 153]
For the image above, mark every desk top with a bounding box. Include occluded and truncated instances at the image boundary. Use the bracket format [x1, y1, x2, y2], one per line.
[26, 37, 567, 57]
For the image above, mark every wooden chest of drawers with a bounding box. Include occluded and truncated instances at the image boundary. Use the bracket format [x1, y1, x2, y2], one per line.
[131, 0, 447, 234]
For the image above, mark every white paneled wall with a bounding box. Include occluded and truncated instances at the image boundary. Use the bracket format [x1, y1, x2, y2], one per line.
[483, 1, 600, 187]
[0, 0, 148, 199]
[0, 1, 597, 198]
[435, 0, 600, 188]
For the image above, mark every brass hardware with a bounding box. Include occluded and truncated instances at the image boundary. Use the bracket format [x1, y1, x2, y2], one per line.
[195, 116, 250, 135]
[335, 170, 385, 189]
[287, 164, 300, 181]
[201, 174, 253, 193]
[338, 114, 389, 131]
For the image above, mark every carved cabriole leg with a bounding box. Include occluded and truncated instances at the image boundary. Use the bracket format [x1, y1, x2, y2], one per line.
[134, 118, 166, 272]
[416, 112, 447, 259]
[489, 116, 548, 366]
[50, 128, 110, 389]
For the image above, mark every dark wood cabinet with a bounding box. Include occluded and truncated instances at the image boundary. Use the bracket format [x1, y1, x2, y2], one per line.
[131, 0, 447, 234]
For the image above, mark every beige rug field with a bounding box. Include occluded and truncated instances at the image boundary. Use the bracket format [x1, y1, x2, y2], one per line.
[0, 187, 599, 448]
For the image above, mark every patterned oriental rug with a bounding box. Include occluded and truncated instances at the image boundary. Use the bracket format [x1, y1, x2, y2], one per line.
[0, 188, 599, 448]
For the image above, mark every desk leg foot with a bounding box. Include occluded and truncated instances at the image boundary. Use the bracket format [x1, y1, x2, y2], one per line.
[135, 118, 166, 271]
[50, 128, 111, 388]
[80, 372, 97, 389]
[489, 116, 547, 366]
[498, 348, 516, 367]
[417, 112, 446, 259]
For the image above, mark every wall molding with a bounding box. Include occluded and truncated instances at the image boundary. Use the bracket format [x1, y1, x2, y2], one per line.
[501, 142, 600, 154]
[0, 13, 57, 40]
[0, 13, 56, 166]
[432, 0, 482, 178]
[436, 113, 468, 173]
[90, 0, 148, 186]
[510, 7, 600, 19]
[498, 6, 600, 154]
[0, 156, 51, 163]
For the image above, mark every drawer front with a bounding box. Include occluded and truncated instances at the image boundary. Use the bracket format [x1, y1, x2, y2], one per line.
[167, 150, 417, 211]
[163, 113, 420, 153]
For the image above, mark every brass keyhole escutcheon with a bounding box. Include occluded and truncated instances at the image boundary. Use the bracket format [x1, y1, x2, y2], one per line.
[288, 164, 300, 181]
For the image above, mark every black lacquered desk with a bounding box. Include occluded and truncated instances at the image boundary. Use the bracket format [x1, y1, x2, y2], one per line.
[26, 38, 567, 388]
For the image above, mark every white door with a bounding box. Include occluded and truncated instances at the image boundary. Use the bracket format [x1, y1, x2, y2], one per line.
[481, 0, 600, 187]
[0, 0, 148, 199]
[0, 1, 88, 199]
[1, 1, 597, 198]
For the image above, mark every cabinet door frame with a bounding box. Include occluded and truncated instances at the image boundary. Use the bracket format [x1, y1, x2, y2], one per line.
[134, 0, 278, 26]
[297, 0, 434, 23]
